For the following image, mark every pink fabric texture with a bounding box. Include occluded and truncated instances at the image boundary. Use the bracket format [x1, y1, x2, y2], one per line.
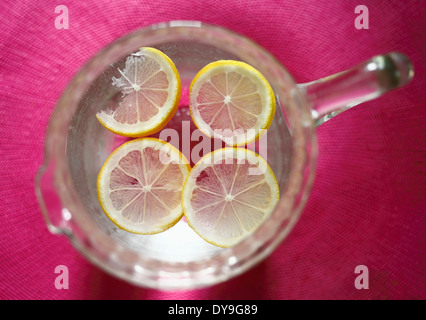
[0, 0, 424, 299]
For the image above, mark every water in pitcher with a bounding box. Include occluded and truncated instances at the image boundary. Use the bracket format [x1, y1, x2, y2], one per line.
[66, 41, 292, 262]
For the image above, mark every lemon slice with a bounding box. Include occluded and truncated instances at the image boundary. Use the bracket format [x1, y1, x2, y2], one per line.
[97, 47, 181, 137]
[97, 138, 190, 234]
[182, 147, 279, 247]
[189, 60, 275, 146]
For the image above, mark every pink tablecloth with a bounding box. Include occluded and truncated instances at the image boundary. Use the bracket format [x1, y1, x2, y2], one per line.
[0, 0, 424, 299]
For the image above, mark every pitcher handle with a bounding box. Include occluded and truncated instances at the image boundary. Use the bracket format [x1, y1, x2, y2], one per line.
[298, 52, 414, 126]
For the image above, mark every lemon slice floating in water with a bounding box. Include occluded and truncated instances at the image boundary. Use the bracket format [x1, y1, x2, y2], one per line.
[182, 147, 279, 247]
[189, 60, 275, 146]
[97, 47, 181, 137]
[97, 138, 190, 234]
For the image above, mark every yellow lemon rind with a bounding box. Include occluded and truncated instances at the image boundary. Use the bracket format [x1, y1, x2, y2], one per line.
[97, 137, 190, 235]
[181, 147, 280, 248]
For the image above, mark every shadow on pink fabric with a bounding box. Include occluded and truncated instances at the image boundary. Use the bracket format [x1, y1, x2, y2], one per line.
[0, 0, 424, 299]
